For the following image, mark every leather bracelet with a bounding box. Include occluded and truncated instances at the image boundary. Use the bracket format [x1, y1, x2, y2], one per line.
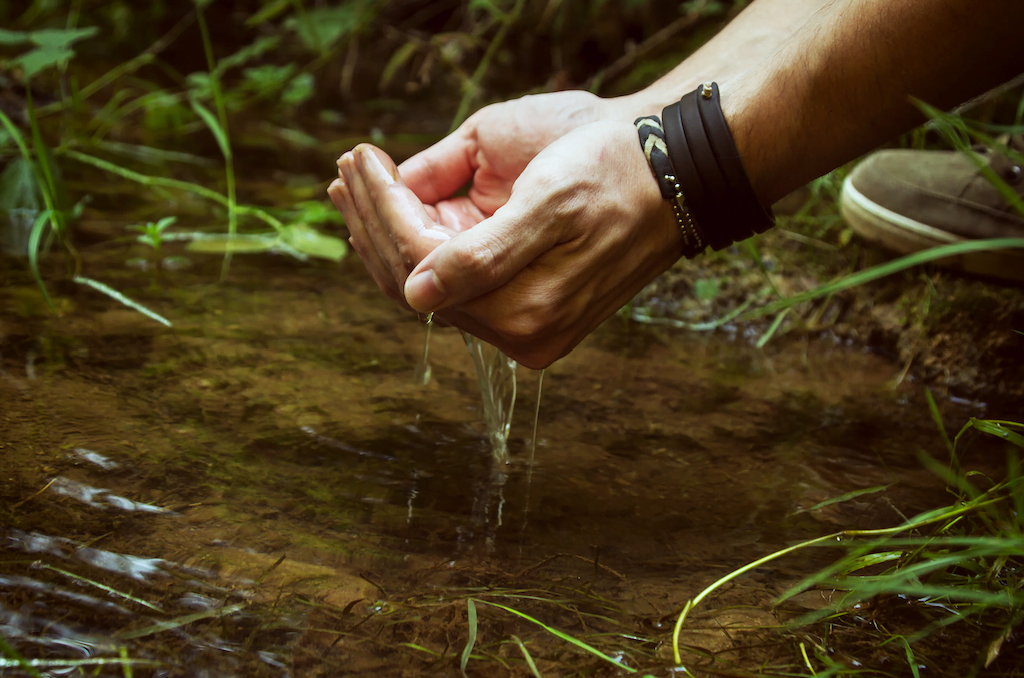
[634, 116, 707, 258]
[695, 82, 774, 235]
[661, 101, 729, 252]
[662, 82, 775, 249]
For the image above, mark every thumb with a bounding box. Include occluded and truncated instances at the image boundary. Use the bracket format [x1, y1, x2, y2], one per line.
[402, 196, 555, 313]
[398, 123, 477, 205]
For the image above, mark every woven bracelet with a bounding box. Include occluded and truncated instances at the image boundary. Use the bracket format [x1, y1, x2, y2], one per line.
[662, 82, 775, 249]
[634, 116, 707, 259]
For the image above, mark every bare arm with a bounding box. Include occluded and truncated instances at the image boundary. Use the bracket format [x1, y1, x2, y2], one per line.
[613, 0, 831, 117]
[333, 0, 1024, 368]
[721, 0, 1024, 205]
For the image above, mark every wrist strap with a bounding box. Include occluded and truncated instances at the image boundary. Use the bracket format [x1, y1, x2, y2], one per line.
[661, 82, 775, 250]
[634, 116, 707, 258]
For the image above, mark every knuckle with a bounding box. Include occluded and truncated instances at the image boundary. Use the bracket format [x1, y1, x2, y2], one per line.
[452, 238, 499, 285]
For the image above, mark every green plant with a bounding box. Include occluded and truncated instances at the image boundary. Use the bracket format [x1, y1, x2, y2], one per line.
[670, 393, 1024, 675]
[130, 215, 176, 268]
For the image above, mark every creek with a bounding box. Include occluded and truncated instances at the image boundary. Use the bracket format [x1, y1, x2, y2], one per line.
[0, 241, 988, 675]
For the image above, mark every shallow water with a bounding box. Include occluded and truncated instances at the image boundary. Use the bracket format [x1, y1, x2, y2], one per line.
[0, 244, 993, 675]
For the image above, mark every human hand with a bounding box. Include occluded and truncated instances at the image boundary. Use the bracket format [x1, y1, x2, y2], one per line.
[330, 120, 683, 369]
[328, 91, 612, 304]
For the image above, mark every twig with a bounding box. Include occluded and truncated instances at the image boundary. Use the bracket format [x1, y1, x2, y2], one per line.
[11, 477, 57, 510]
[515, 553, 626, 581]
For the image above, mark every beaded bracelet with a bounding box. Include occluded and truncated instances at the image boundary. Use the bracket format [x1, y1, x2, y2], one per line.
[634, 116, 707, 258]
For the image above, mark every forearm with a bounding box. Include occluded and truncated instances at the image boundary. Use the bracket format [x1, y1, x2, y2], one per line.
[722, 0, 1024, 205]
[612, 0, 831, 118]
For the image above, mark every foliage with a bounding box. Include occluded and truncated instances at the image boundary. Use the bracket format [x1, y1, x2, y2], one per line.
[0, 26, 98, 79]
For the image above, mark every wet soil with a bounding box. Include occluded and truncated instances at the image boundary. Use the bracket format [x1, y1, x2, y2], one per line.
[635, 189, 1024, 406]
[1, 236, 1017, 676]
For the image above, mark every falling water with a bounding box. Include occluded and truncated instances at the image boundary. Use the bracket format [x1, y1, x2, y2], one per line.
[461, 332, 517, 464]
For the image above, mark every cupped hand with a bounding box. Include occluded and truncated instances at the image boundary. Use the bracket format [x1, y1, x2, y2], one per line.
[329, 91, 611, 303]
[331, 119, 684, 369]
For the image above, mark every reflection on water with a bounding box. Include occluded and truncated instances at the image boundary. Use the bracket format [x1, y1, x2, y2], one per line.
[0, 251, 991, 674]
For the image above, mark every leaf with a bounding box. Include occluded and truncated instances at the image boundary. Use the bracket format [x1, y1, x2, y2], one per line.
[693, 278, 719, 301]
[477, 600, 639, 673]
[246, 0, 291, 26]
[291, 200, 344, 225]
[460, 599, 477, 677]
[792, 484, 894, 515]
[154, 216, 177, 233]
[380, 41, 420, 90]
[279, 223, 348, 261]
[925, 388, 953, 456]
[0, 29, 31, 45]
[190, 98, 231, 161]
[972, 420, 1024, 450]
[73, 276, 172, 327]
[469, 0, 508, 19]
[185, 72, 213, 101]
[284, 4, 370, 50]
[216, 35, 281, 74]
[0, 157, 43, 213]
[28, 210, 54, 309]
[240, 64, 296, 97]
[11, 47, 76, 80]
[737, 239, 1024, 322]
[186, 235, 277, 254]
[511, 636, 543, 678]
[28, 27, 99, 50]
[281, 72, 314, 107]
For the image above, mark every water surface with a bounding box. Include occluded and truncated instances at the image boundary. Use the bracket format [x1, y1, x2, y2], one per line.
[0, 246, 983, 675]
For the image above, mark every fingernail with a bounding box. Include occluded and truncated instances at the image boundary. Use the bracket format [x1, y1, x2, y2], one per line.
[405, 269, 446, 312]
[327, 179, 346, 211]
[358, 147, 396, 185]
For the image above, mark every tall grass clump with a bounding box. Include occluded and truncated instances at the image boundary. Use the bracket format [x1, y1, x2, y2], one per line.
[672, 393, 1024, 675]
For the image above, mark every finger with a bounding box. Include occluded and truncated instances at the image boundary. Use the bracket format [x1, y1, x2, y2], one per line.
[401, 185, 561, 314]
[332, 162, 405, 302]
[435, 197, 487, 233]
[340, 148, 409, 289]
[397, 123, 478, 205]
[351, 145, 458, 292]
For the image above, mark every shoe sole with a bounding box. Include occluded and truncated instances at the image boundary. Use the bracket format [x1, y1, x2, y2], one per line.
[840, 175, 1024, 283]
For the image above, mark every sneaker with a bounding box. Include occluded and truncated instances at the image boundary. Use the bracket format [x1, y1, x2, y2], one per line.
[840, 135, 1024, 283]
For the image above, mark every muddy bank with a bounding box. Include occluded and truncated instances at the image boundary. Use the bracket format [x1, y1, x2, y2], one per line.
[634, 188, 1024, 407]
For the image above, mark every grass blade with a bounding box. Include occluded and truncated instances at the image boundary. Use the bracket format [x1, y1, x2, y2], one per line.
[33, 562, 164, 613]
[27, 209, 54, 308]
[925, 388, 954, 456]
[72, 276, 172, 327]
[189, 97, 231, 161]
[792, 484, 893, 515]
[511, 635, 543, 678]
[476, 599, 638, 673]
[972, 419, 1024, 450]
[0, 635, 45, 678]
[114, 602, 246, 640]
[737, 238, 1024, 322]
[756, 308, 790, 348]
[461, 598, 478, 677]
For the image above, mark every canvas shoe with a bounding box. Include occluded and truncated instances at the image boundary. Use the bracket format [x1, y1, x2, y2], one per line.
[840, 135, 1024, 283]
